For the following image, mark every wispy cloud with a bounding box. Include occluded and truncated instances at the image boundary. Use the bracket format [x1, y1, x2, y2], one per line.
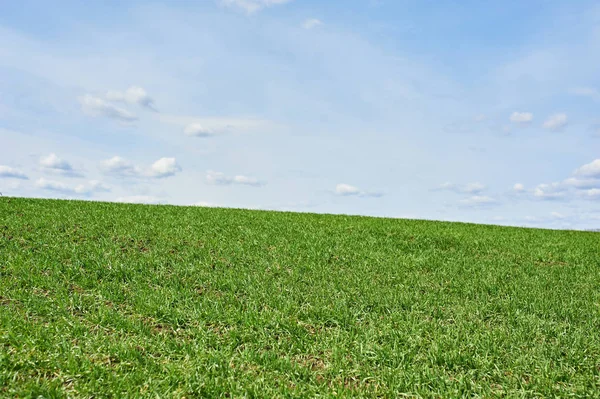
[581, 189, 600, 200]
[36, 178, 73, 194]
[79, 94, 137, 122]
[106, 86, 157, 112]
[101, 156, 142, 178]
[303, 18, 323, 30]
[562, 177, 600, 190]
[509, 111, 533, 124]
[219, 0, 293, 13]
[74, 180, 111, 195]
[101, 156, 181, 179]
[36, 178, 110, 196]
[542, 113, 568, 131]
[0, 165, 28, 180]
[157, 114, 278, 135]
[184, 123, 217, 137]
[513, 183, 526, 193]
[436, 182, 486, 194]
[206, 170, 264, 186]
[334, 183, 383, 198]
[533, 182, 567, 200]
[459, 195, 497, 207]
[570, 87, 600, 100]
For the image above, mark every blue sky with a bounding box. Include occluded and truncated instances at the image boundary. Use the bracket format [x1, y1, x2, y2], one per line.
[1, 0, 599, 229]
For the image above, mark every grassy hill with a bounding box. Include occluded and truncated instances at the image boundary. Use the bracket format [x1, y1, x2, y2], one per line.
[1, 197, 599, 398]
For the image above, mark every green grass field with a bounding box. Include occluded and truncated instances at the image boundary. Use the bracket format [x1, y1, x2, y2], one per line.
[1, 197, 599, 398]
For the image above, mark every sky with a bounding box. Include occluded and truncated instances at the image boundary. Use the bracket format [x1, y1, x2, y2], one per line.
[1, 0, 599, 230]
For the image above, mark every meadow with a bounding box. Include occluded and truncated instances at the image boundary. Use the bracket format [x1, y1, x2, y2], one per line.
[1, 197, 599, 398]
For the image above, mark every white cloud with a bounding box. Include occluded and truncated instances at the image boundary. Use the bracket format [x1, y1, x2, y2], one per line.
[463, 182, 486, 194]
[206, 171, 230, 185]
[101, 156, 142, 177]
[37, 178, 110, 196]
[581, 189, 600, 199]
[116, 195, 163, 204]
[206, 170, 263, 186]
[79, 94, 137, 122]
[529, 165, 600, 202]
[550, 211, 566, 219]
[184, 123, 216, 137]
[510, 111, 533, 124]
[219, 0, 293, 13]
[513, 183, 525, 192]
[36, 178, 73, 194]
[0, 165, 28, 180]
[527, 160, 600, 204]
[101, 156, 181, 179]
[334, 183, 383, 198]
[570, 87, 600, 100]
[39, 153, 80, 176]
[157, 113, 278, 134]
[533, 182, 566, 200]
[562, 177, 600, 189]
[542, 113, 568, 131]
[575, 159, 600, 178]
[303, 18, 323, 30]
[74, 180, 111, 195]
[106, 86, 157, 111]
[335, 183, 361, 196]
[149, 157, 181, 178]
[459, 195, 497, 207]
[437, 182, 486, 194]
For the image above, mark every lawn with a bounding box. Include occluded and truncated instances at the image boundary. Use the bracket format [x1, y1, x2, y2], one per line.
[1, 197, 599, 398]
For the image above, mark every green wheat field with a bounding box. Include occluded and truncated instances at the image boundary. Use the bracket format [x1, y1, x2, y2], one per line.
[1, 197, 599, 398]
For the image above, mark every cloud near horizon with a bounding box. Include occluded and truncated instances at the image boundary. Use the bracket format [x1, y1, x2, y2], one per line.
[101, 156, 181, 179]
[35, 178, 110, 196]
[459, 195, 497, 207]
[334, 183, 383, 198]
[206, 170, 264, 186]
[0, 165, 28, 180]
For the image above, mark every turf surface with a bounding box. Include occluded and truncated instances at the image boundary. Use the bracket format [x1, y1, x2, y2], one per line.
[1, 197, 599, 398]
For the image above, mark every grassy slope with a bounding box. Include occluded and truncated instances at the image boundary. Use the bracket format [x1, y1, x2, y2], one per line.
[1, 197, 599, 398]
